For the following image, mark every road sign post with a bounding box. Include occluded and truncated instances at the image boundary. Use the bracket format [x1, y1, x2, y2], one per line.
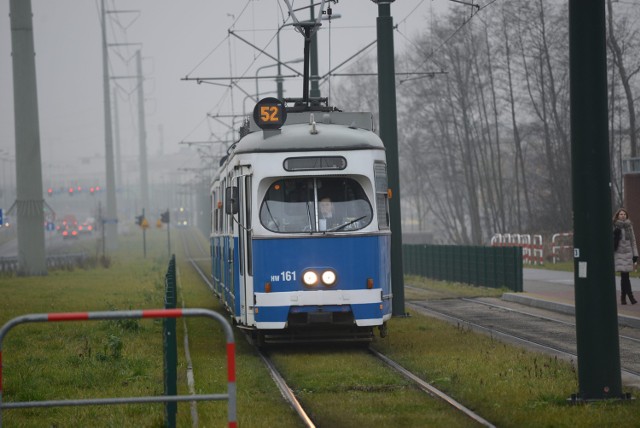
[135, 209, 148, 258]
[161, 209, 171, 257]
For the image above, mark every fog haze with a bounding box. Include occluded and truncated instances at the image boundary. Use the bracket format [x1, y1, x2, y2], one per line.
[0, 0, 449, 194]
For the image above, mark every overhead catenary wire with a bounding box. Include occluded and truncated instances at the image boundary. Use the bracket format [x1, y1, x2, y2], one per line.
[400, 0, 501, 84]
[180, 0, 448, 144]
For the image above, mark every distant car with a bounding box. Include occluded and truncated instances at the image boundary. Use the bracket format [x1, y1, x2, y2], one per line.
[62, 227, 79, 239]
[77, 222, 93, 234]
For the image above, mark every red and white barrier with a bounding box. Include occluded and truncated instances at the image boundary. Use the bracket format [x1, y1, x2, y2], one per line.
[0, 308, 237, 427]
[490, 233, 544, 265]
[551, 232, 573, 264]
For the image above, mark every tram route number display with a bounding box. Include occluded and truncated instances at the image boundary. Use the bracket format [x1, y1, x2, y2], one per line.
[253, 97, 287, 130]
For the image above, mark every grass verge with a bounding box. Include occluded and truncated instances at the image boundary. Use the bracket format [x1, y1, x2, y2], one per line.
[372, 311, 640, 428]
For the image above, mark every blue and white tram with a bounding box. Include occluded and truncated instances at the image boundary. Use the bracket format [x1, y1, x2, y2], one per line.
[210, 98, 392, 343]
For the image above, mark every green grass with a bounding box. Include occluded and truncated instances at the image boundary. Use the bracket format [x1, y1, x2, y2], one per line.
[372, 312, 640, 428]
[269, 346, 478, 427]
[405, 275, 507, 300]
[528, 261, 573, 272]
[2, 229, 640, 427]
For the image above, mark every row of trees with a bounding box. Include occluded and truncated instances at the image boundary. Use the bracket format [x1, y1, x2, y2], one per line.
[334, 0, 640, 244]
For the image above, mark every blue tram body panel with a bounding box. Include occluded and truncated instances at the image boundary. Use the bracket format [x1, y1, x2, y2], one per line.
[251, 234, 391, 329]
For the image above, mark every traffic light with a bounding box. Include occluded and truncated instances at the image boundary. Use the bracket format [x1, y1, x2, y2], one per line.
[135, 214, 145, 226]
[161, 210, 170, 224]
[68, 187, 74, 196]
[47, 188, 53, 197]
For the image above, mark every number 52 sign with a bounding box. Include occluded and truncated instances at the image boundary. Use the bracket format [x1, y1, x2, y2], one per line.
[253, 97, 287, 130]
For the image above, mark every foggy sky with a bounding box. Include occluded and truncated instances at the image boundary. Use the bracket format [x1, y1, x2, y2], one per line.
[0, 0, 449, 179]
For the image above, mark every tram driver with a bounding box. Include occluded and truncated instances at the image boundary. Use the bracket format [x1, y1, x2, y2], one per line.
[318, 197, 337, 231]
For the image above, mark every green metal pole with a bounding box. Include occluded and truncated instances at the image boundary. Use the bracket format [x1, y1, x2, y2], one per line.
[375, 1, 405, 316]
[164, 255, 177, 427]
[569, 0, 623, 400]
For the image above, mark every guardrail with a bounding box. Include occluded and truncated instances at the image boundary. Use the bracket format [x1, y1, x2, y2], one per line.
[0, 252, 89, 273]
[0, 308, 237, 427]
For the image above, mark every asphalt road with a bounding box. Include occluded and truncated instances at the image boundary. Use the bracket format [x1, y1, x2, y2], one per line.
[523, 267, 640, 293]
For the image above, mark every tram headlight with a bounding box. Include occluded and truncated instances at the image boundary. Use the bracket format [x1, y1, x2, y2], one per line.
[321, 270, 337, 286]
[302, 270, 319, 286]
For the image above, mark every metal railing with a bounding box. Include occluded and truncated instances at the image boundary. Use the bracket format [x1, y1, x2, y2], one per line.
[164, 255, 178, 426]
[0, 252, 89, 273]
[0, 308, 237, 427]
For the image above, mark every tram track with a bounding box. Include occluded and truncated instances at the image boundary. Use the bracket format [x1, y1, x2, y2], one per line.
[179, 229, 317, 427]
[179, 228, 496, 427]
[407, 296, 640, 381]
[369, 348, 495, 427]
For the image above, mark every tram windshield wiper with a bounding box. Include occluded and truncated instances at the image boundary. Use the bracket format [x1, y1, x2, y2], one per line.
[327, 216, 367, 233]
[305, 200, 313, 233]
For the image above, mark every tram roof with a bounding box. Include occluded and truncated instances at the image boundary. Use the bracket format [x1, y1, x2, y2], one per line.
[235, 111, 385, 154]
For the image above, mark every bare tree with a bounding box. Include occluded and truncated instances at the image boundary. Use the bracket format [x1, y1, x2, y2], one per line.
[607, 0, 640, 160]
[329, 0, 640, 243]
[501, 3, 532, 230]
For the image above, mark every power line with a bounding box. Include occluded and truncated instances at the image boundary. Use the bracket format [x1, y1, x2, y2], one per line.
[400, 0, 501, 84]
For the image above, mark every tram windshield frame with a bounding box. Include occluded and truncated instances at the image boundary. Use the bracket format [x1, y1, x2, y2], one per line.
[259, 177, 373, 233]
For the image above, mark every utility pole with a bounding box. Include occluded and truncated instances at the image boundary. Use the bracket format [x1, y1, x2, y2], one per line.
[9, 0, 47, 275]
[136, 50, 150, 212]
[374, 0, 405, 316]
[101, 0, 118, 251]
[569, 0, 623, 401]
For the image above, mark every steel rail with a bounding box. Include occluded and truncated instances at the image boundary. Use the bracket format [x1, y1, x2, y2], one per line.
[408, 300, 640, 379]
[257, 351, 316, 428]
[180, 228, 316, 427]
[369, 348, 495, 428]
[462, 297, 640, 345]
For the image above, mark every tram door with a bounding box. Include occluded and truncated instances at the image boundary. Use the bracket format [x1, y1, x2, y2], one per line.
[236, 166, 253, 325]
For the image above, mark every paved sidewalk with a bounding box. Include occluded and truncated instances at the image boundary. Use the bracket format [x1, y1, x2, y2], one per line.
[503, 268, 640, 328]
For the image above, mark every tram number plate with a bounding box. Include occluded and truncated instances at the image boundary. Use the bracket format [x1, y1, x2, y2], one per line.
[271, 271, 296, 282]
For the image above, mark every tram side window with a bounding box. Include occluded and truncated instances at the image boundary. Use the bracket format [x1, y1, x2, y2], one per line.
[212, 189, 219, 233]
[214, 191, 218, 232]
[374, 162, 390, 230]
[221, 179, 227, 233]
[260, 177, 372, 233]
[227, 175, 235, 234]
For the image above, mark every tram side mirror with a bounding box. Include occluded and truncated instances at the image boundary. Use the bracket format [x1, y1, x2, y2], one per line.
[225, 187, 239, 214]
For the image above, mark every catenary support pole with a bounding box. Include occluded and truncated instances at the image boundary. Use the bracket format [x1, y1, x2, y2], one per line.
[136, 50, 150, 211]
[9, 0, 47, 275]
[101, 0, 118, 251]
[374, 1, 405, 316]
[569, 0, 623, 400]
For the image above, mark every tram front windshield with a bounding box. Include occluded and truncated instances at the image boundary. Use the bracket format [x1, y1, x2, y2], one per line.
[260, 177, 372, 233]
